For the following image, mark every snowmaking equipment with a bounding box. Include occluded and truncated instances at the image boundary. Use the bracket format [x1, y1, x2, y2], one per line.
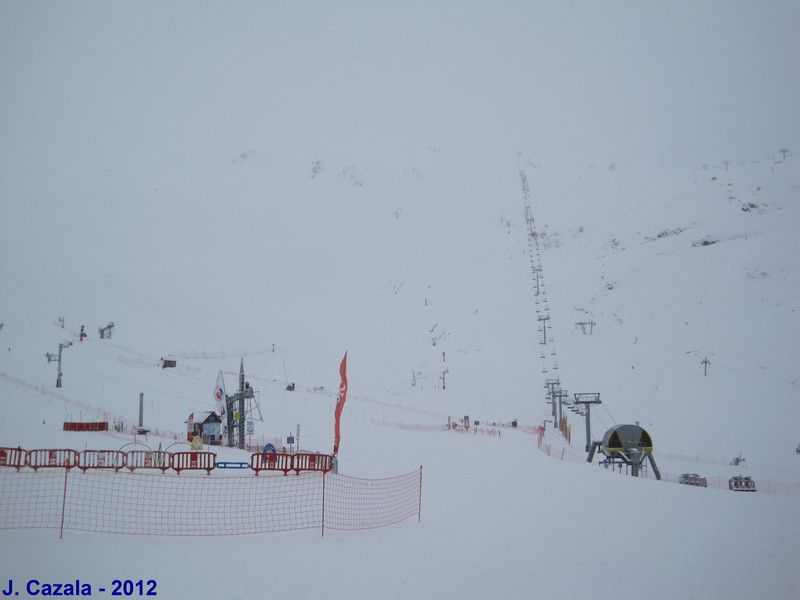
[587, 423, 661, 480]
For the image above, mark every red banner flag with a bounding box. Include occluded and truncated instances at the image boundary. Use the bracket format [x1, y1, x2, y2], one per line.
[334, 352, 348, 456]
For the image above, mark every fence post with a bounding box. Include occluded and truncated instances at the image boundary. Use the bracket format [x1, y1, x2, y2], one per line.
[418, 465, 423, 522]
[321, 470, 326, 538]
[60, 467, 69, 539]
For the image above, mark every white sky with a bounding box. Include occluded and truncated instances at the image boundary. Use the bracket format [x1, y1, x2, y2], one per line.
[1, 1, 798, 357]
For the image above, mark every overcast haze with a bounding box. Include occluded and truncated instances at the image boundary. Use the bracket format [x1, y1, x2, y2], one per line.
[3, 3, 799, 347]
[1, 3, 799, 597]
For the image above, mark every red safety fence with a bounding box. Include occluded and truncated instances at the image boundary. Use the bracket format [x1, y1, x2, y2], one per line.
[0, 467, 423, 537]
[250, 452, 293, 475]
[171, 452, 216, 475]
[170, 452, 217, 475]
[292, 452, 333, 474]
[0, 447, 27, 470]
[63, 422, 109, 432]
[27, 449, 79, 471]
[77, 450, 125, 472]
[0, 446, 336, 476]
[250, 452, 333, 475]
[125, 450, 170, 472]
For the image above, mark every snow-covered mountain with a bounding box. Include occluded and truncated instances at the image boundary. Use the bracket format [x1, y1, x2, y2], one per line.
[1, 2, 798, 598]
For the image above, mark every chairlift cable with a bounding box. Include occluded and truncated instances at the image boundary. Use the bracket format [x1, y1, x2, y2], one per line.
[602, 402, 617, 425]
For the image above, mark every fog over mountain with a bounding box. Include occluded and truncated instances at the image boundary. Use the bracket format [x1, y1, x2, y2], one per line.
[1, 3, 799, 598]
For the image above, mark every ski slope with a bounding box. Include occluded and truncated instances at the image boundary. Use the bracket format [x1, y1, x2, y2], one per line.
[1, 2, 799, 598]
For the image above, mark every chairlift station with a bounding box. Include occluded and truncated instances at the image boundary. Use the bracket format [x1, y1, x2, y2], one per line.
[587, 424, 662, 480]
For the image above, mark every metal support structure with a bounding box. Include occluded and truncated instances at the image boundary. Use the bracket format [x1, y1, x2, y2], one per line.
[225, 358, 256, 449]
[554, 389, 570, 427]
[46, 341, 73, 388]
[587, 424, 661, 481]
[538, 315, 550, 345]
[521, 168, 562, 415]
[647, 452, 662, 480]
[531, 266, 541, 296]
[573, 393, 601, 452]
[701, 356, 711, 376]
[545, 379, 561, 423]
[98, 322, 114, 340]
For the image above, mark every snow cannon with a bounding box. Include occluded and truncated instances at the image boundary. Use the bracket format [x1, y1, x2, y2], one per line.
[587, 424, 661, 480]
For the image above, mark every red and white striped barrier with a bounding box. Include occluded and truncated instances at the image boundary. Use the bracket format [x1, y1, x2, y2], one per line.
[171, 451, 216, 475]
[250, 452, 293, 475]
[63, 422, 109, 432]
[27, 449, 78, 471]
[0, 447, 27, 470]
[125, 450, 170, 472]
[77, 450, 125, 472]
[3, 446, 336, 476]
[291, 452, 333, 474]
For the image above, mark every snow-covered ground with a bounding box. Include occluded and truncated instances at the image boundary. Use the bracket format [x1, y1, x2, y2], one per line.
[1, 2, 799, 598]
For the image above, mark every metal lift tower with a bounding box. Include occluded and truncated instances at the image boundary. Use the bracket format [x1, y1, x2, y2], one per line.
[225, 358, 257, 449]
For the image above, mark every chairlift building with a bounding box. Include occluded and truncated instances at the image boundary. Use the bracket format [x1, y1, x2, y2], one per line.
[587, 424, 661, 480]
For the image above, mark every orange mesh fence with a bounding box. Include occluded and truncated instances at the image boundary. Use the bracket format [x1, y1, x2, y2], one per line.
[0, 467, 422, 537]
[323, 470, 422, 532]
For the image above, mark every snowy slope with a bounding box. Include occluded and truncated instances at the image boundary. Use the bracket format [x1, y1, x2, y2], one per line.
[1, 2, 799, 598]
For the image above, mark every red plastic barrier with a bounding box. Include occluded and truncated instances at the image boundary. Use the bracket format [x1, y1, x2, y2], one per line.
[250, 452, 292, 476]
[292, 453, 333, 474]
[63, 422, 109, 432]
[0, 447, 27, 470]
[27, 449, 78, 471]
[125, 450, 170, 472]
[171, 451, 216, 475]
[78, 450, 125, 472]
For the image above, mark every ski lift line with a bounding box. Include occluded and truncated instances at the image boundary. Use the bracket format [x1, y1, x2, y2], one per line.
[44, 328, 176, 377]
[54, 324, 210, 382]
[55, 323, 147, 360]
[104, 354, 212, 391]
[708, 360, 797, 386]
[61, 362, 206, 404]
[4, 323, 65, 344]
[3, 342, 59, 362]
[59, 317, 279, 366]
[50, 327, 254, 394]
[220, 370, 298, 391]
[167, 345, 280, 360]
[592, 412, 612, 436]
[117, 355, 203, 374]
[601, 402, 617, 425]
[354, 393, 450, 419]
[520, 168, 569, 408]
